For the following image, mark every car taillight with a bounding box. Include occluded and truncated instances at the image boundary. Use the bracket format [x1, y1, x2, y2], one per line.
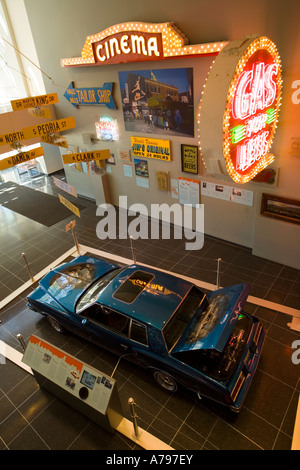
[251, 323, 262, 353]
[231, 371, 246, 402]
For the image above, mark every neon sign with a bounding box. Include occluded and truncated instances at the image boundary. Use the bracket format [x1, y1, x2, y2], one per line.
[95, 117, 119, 141]
[61, 22, 226, 67]
[197, 36, 282, 184]
[223, 37, 282, 183]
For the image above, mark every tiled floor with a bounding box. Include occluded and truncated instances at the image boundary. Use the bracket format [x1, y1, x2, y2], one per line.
[0, 170, 299, 451]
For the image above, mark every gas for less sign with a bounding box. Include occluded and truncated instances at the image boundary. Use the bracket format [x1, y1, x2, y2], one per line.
[198, 35, 282, 184]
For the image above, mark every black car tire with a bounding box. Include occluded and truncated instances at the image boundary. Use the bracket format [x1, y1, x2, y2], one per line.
[47, 316, 64, 334]
[153, 370, 178, 392]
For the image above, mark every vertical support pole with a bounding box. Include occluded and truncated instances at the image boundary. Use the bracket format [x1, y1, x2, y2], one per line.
[17, 334, 26, 351]
[128, 397, 141, 439]
[216, 257, 222, 289]
[71, 225, 80, 255]
[130, 236, 136, 264]
[21, 253, 34, 282]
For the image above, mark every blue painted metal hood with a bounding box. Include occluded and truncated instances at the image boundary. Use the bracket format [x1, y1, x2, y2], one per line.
[173, 283, 251, 353]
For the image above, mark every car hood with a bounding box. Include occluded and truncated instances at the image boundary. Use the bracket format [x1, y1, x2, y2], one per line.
[35, 255, 119, 313]
[173, 283, 251, 353]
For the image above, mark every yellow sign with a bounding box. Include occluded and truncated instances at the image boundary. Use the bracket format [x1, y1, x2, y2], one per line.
[41, 134, 68, 148]
[131, 136, 171, 161]
[28, 107, 52, 119]
[0, 129, 26, 146]
[0, 147, 44, 171]
[62, 149, 110, 164]
[11, 93, 59, 111]
[23, 116, 76, 140]
[58, 194, 80, 218]
[181, 144, 198, 174]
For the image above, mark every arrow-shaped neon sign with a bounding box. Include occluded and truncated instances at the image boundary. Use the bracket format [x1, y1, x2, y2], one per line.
[64, 82, 116, 109]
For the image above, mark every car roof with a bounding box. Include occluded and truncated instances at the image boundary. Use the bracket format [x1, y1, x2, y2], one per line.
[98, 264, 193, 330]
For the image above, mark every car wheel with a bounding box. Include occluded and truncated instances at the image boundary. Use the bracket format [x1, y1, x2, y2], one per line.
[153, 370, 178, 392]
[47, 316, 64, 334]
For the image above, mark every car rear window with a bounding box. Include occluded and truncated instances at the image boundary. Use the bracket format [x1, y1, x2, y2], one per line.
[163, 286, 208, 352]
[113, 270, 154, 303]
[49, 263, 95, 294]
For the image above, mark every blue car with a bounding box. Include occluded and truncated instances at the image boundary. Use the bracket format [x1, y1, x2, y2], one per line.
[27, 255, 265, 412]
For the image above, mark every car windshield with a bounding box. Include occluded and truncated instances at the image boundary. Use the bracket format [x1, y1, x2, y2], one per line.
[76, 268, 123, 312]
[163, 286, 208, 352]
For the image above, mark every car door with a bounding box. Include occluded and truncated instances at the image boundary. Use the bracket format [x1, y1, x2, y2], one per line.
[77, 303, 132, 355]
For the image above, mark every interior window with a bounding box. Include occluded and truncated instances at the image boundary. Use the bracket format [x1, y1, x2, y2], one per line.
[130, 320, 148, 346]
[81, 304, 130, 337]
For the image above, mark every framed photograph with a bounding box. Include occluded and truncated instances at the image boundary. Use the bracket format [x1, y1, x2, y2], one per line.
[181, 144, 198, 174]
[261, 193, 300, 225]
[119, 68, 194, 138]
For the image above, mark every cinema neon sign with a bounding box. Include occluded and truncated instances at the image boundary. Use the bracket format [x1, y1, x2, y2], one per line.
[198, 36, 282, 184]
[61, 22, 226, 67]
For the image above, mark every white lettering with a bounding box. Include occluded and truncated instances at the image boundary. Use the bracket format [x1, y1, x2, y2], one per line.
[120, 34, 130, 54]
[95, 34, 160, 63]
[232, 62, 278, 120]
[109, 37, 121, 57]
[148, 37, 160, 56]
[291, 340, 300, 365]
[95, 44, 105, 62]
[236, 131, 269, 171]
[131, 35, 148, 55]
[96, 197, 204, 251]
[292, 80, 300, 104]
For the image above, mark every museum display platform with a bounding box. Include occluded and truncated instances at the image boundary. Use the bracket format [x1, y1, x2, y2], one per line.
[0, 173, 299, 451]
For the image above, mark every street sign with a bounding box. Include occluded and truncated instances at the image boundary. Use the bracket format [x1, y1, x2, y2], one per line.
[58, 194, 80, 218]
[11, 93, 59, 111]
[41, 133, 68, 148]
[23, 116, 76, 140]
[53, 176, 77, 198]
[0, 130, 26, 146]
[62, 149, 110, 164]
[64, 82, 116, 109]
[0, 147, 44, 171]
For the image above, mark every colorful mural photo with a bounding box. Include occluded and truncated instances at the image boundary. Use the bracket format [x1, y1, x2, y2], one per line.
[119, 68, 194, 137]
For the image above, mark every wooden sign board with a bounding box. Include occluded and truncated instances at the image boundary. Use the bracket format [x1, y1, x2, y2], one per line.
[11, 93, 59, 111]
[62, 149, 110, 164]
[23, 116, 76, 140]
[58, 194, 80, 217]
[0, 147, 44, 171]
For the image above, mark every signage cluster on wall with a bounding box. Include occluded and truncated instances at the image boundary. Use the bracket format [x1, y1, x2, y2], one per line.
[59, 22, 282, 186]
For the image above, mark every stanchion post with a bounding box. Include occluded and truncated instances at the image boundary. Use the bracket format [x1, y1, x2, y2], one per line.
[71, 225, 80, 255]
[130, 236, 136, 264]
[216, 257, 222, 289]
[21, 253, 35, 282]
[17, 334, 26, 351]
[65, 220, 80, 255]
[128, 397, 141, 439]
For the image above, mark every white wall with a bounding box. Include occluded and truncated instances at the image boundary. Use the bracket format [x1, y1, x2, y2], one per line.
[15, 0, 300, 268]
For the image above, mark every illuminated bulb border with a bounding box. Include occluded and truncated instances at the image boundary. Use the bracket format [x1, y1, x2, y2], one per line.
[222, 37, 282, 184]
[60, 22, 227, 66]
